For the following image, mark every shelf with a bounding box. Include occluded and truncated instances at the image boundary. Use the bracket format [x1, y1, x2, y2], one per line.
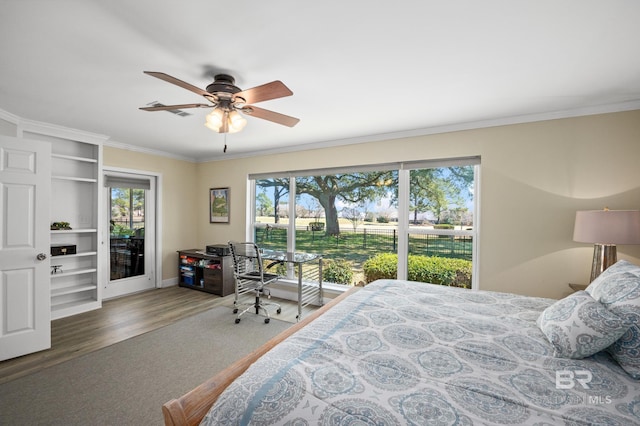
[178, 250, 235, 297]
[52, 153, 98, 163]
[51, 283, 96, 297]
[52, 175, 98, 183]
[51, 298, 101, 320]
[50, 251, 97, 259]
[50, 267, 98, 278]
[180, 282, 205, 290]
[51, 229, 97, 234]
[48, 137, 102, 321]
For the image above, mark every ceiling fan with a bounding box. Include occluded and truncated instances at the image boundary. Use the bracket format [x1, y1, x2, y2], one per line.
[139, 71, 299, 134]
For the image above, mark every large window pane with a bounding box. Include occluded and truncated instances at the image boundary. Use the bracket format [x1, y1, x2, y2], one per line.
[254, 178, 289, 252]
[406, 165, 475, 288]
[291, 171, 398, 284]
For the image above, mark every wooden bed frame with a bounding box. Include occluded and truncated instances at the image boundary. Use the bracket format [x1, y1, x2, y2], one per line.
[162, 287, 358, 426]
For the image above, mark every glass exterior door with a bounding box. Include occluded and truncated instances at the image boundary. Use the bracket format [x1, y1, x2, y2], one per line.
[109, 187, 145, 280]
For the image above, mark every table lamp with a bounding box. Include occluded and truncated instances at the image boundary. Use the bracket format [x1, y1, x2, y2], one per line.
[573, 208, 640, 282]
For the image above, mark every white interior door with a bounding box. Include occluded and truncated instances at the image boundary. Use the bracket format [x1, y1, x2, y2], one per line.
[0, 135, 51, 361]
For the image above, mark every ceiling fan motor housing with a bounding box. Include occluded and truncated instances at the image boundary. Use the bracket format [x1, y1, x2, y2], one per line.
[206, 74, 241, 100]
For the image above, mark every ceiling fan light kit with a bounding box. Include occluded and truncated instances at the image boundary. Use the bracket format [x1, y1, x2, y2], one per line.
[139, 71, 299, 140]
[204, 108, 247, 133]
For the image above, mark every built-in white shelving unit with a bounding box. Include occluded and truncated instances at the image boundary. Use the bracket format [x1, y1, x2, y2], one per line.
[21, 123, 105, 320]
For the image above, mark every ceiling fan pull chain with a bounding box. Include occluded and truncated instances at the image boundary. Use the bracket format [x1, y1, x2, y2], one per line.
[223, 133, 227, 153]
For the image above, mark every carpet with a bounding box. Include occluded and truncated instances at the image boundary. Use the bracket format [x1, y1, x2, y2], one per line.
[0, 306, 291, 426]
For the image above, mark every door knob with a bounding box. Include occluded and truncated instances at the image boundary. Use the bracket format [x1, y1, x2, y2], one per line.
[36, 253, 47, 261]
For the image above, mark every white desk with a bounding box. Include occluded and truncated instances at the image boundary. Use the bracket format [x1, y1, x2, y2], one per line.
[261, 249, 323, 321]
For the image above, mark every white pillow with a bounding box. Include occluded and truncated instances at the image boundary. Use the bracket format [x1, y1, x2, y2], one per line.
[537, 291, 631, 359]
[585, 260, 640, 379]
[586, 259, 639, 301]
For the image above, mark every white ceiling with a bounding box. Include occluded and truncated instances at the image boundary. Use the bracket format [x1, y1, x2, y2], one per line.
[2, 1, 639, 161]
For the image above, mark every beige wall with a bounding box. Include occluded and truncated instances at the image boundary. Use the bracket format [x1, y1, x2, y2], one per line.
[102, 110, 640, 298]
[194, 110, 640, 299]
[103, 147, 199, 281]
[7, 109, 637, 298]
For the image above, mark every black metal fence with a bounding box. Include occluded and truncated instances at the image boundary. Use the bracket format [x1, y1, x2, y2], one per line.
[255, 226, 472, 262]
[110, 218, 145, 237]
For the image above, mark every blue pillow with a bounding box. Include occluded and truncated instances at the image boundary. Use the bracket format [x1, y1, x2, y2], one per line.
[537, 291, 631, 359]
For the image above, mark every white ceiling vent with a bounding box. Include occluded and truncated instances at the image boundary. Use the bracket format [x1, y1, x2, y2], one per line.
[146, 101, 192, 117]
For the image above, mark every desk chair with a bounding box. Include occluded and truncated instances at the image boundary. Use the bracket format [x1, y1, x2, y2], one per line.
[228, 241, 282, 324]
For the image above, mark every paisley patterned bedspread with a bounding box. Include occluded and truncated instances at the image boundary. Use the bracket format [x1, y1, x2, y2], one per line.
[201, 280, 640, 425]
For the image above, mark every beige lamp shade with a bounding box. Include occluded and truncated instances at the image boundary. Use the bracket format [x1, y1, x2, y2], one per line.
[573, 210, 640, 245]
[574, 209, 640, 282]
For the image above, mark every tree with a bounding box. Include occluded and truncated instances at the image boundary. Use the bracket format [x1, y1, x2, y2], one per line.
[256, 191, 273, 217]
[409, 166, 473, 223]
[409, 169, 438, 223]
[342, 205, 365, 231]
[132, 189, 145, 218]
[110, 187, 145, 230]
[255, 166, 473, 235]
[295, 172, 395, 235]
[257, 179, 289, 223]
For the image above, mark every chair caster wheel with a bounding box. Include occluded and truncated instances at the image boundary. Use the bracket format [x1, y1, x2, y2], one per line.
[233, 308, 238, 314]
[264, 318, 270, 324]
[235, 318, 241, 324]
[276, 308, 282, 314]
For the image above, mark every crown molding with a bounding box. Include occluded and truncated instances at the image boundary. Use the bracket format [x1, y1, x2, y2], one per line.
[103, 139, 196, 162]
[4, 100, 639, 163]
[196, 100, 640, 163]
[0, 108, 20, 125]
[18, 119, 109, 145]
[0, 109, 110, 145]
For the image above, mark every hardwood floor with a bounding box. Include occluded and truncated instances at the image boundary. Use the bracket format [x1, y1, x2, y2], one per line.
[0, 286, 305, 385]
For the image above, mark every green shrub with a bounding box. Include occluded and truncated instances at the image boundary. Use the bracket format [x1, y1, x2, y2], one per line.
[111, 223, 135, 237]
[309, 222, 325, 231]
[363, 253, 472, 288]
[408, 256, 471, 288]
[377, 216, 389, 223]
[273, 262, 288, 276]
[433, 224, 454, 230]
[433, 223, 454, 238]
[362, 253, 397, 282]
[323, 259, 354, 285]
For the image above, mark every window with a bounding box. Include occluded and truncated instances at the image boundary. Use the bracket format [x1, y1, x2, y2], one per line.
[254, 177, 289, 251]
[105, 174, 150, 281]
[401, 162, 477, 288]
[250, 157, 479, 288]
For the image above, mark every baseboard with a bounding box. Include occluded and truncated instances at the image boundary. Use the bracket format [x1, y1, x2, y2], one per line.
[162, 277, 179, 288]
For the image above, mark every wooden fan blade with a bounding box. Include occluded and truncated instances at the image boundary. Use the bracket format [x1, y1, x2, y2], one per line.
[143, 71, 212, 99]
[242, 105, 299, 127]
[139, 103, 211, 111]
[235, 81, 293, 105]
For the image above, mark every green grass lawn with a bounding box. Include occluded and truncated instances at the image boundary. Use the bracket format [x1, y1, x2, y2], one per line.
[255, 225, 472, 284]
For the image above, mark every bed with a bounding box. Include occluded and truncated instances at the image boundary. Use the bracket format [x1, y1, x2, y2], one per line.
[163, 261, 640, 426]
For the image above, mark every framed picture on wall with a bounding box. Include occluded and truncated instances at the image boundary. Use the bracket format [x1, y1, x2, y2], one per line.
[210, 187, 230, 223]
